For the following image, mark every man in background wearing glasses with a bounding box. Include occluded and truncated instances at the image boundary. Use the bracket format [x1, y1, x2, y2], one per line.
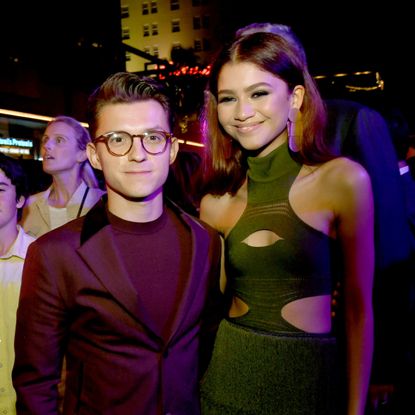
[12, 72, 223, 415]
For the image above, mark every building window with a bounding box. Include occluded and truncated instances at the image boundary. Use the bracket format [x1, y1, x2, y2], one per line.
[142, 2, 149, 15]
[153, 46, 159, 57]
[144, 46, 151, 54]
[151, 0, 158, 13]
[194, 39, 202, 52]
[203, 38, 211, 51]
[122, 28, 130, 40]
[171, 0, 180, 11]
[143, 24, 150, 37]
[202, 14, 210, 29]
[121, 5, 129, 18]
[193, 16, 201, 30]
[172, 19, 180, 33]
[151, 23, 158, 36]
[125, 51, 131, 61]
[172, 42, 181, 49]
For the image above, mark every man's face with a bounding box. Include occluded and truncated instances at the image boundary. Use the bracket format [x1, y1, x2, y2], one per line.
[88, 100, 178, 203]
[0, 168, 23, 231]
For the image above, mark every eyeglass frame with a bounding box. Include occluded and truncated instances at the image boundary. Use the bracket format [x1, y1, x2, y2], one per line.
[92, 130, 174, 156]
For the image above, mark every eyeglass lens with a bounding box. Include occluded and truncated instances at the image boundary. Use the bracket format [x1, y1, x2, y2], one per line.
[106, 131, 168, 155]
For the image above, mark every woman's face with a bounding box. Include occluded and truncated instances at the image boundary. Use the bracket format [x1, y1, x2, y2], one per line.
[41, 121, 86, 175]
[217, 61, 292, 156]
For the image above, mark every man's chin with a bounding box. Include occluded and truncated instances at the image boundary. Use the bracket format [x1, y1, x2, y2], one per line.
[108, 185, 163, 202]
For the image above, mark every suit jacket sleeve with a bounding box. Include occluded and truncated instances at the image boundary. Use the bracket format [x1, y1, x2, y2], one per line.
[198, 226, 225, 377]
[13, 240, 67, 415]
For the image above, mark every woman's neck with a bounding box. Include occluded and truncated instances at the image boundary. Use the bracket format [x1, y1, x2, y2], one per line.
[250, 132, 287, 158]
[49, 173, 83, 208]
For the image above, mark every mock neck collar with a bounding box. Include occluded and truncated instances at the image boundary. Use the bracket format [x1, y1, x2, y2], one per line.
[247, 141, 299, 183]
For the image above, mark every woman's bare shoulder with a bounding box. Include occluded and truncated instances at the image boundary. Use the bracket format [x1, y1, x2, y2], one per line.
[317, 156, 371, 190]
[317, 157, 373, 219]
[200, 193, 232, 229]
[200, 184, 247, 234]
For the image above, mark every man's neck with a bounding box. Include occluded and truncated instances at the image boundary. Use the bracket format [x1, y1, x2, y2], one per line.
[107, 191, 164, 223]
[0, 222, 19, 256]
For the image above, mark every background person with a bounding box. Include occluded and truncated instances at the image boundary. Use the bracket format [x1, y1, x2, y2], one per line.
[0, 153, 35, 415]
[20, 115, 105, 237]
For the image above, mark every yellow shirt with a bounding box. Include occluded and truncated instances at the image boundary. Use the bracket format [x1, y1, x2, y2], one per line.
[0, 226, 35, 414]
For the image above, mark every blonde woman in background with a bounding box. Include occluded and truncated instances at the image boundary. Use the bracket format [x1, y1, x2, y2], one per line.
[21, 115, 105, 237]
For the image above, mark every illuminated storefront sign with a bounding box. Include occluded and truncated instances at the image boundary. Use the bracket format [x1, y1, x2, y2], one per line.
[0, 137, 33, 156]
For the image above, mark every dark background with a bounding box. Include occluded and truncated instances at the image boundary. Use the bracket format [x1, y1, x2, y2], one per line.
[215, 2, 414, 126]
[215, 2, 411, 75]
[1, 1, 413, 130]
[0, 1, 123, 120]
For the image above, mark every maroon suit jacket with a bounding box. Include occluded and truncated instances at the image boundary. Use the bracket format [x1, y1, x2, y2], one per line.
[13, 198, 223, 415]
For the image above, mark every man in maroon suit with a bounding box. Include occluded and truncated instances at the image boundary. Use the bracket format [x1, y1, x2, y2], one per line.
[13, 72, 223, 415]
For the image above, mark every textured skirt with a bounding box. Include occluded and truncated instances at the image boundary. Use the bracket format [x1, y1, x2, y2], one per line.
[200, 319, 345, 415]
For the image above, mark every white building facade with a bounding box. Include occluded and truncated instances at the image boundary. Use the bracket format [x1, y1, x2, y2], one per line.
[120, 0, 220, 73]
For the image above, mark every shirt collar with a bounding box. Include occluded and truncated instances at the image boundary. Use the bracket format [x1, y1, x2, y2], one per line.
[0, 225, 36, 260]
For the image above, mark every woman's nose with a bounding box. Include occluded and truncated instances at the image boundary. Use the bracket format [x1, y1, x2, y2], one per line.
[234, 100, 254, 121]
[42, 138, 52, 150]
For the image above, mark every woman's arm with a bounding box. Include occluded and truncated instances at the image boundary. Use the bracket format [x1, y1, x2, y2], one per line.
[13, 241, 66, 415]
[334, 159, 374, 415]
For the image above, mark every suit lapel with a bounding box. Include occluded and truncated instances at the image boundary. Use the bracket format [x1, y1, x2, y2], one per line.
[77, 203, 162, 340]
[166, 211, 210, 344]
[76, 199, 213, 344]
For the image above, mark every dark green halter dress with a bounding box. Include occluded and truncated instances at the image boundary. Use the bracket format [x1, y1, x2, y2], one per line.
[200, 142, 345, 415]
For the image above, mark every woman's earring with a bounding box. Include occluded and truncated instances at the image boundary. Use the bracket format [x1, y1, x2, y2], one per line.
[288, 107, 302, 153]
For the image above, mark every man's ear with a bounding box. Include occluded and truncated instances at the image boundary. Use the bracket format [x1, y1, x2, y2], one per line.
[169, 137, 179, 165]
[87, 143, 103, 171]
[16, 195, 25, 210]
